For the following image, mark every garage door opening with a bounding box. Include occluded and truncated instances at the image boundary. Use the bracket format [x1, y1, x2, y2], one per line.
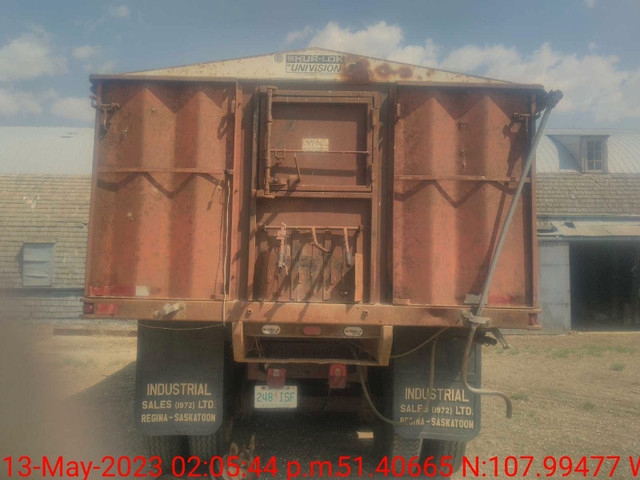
[570, 241, 640, 330]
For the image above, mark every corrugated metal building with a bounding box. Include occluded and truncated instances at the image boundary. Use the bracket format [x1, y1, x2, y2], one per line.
[0, 127, 93, 322]
[536, 129, 640, 331]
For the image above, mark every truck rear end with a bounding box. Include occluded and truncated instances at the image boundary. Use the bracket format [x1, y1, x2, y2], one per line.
[83, 49, 558, 470]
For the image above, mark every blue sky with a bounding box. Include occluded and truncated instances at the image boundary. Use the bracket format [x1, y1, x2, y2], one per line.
[1, 0, 639, 128]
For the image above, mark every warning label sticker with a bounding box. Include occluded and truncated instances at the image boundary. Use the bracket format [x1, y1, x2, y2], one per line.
[302, 138, 329, 152]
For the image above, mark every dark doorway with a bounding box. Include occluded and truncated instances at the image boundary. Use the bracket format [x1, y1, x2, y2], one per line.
[570, 241, 640, 329]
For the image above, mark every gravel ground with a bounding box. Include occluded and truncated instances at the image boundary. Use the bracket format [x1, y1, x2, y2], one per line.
[1, 326, 638, 479]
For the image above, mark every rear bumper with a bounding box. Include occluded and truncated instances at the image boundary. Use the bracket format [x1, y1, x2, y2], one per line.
[81, 298, 540, 329]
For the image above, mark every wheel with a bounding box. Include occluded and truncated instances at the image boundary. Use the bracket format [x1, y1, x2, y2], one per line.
[420, 439, 467, 475]
[188, 434, 218, 461]
[145, 435, 187, 468]
[373, 418, 422, 458]
[188, 417, 233, 460]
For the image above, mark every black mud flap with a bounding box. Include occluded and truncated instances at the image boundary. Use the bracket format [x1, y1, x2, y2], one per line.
[135, 322, 224, 436]
[391, 332, 481, 442]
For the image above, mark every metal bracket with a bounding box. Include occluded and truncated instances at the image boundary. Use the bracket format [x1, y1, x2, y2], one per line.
[310, 227, 330, 253]
[152, 302, 186, 320]
[276, 223, 289, 275]
[459, 309, 491, 327]
[90, 95, 120, 132]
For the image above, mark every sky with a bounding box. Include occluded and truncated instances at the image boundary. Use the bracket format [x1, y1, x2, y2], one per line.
[0, 0, 639, 131]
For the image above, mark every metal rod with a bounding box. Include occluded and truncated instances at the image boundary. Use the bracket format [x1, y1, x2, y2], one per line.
[270, 148, 371, 155]
[97, 167, 228, 175]
[462, 323, 513, 418]
[476, 90, 562, 317]
[460, 90, 562, 419]
[264, 88, 273, 195]
[261, 225, 362, 231]
[395, 174, 530, 183]
[293, 153, 302, 183]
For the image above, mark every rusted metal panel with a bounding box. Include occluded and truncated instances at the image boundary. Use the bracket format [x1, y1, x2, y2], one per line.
[86, 81, 235, 300]
[85, 55, 542, 330]
[392, 87, 535, 308]
[92, 48, 538, 87]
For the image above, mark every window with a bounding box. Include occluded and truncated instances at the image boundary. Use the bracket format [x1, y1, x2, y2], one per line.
[582, 137, 607, 172]
[22, 243, 54, 287]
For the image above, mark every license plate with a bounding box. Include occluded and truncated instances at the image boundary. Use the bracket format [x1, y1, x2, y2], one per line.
[254, 385, 298, 409]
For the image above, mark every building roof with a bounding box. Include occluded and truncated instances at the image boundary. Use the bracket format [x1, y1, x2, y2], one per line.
[0, 127, 94, 174]
[0, 175, 91, 289]
[536, 129, 640, 217]
[537, 129, 640, 174]
[537, 172, 640, 217]
[91, 48, 544, 89]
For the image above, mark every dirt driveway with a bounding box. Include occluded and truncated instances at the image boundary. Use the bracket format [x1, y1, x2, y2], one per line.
[1, 327, 638, 479]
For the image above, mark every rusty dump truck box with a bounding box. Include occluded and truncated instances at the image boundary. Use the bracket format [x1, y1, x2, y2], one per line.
[84, 48, 545, 337]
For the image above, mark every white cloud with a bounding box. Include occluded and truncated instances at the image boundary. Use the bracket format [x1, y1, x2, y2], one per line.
[73, 45, 100, 60]
[50, 97, 94, 123]
[0, 30, 67, 82]
[83, 60, 117, 74]
[286, 26, 314, 45]
[108, 5, 130, 19]
[308, 21, 440, 67]
[584, 0, 596, 8]
[309, 21, 404, 59]
[588, 42, 598, 52]
[0, 88, 43, 116]
[300, 21, 640, 122]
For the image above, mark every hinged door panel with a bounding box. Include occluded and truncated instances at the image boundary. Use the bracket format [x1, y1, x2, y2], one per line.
[259, 89, 374, 193]
[250, 88, 378, 304]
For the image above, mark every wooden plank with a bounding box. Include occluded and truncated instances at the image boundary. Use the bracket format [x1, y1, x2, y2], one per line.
[354, 253, 364, 303]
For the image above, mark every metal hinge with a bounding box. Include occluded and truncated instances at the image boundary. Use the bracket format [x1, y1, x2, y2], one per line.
[91, 96, 120, 132]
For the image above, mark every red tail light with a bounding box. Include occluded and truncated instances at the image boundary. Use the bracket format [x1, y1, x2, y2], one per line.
[267, 367, 286, 389]
[302, 326, 322, 336]
[329, 364, 347, 389]
[82, 302, 95, 314]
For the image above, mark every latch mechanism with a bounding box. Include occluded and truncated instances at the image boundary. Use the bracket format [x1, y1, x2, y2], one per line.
[91, 95, 120, 132]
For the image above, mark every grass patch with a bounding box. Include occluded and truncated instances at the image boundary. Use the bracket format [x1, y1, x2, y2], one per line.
[579, 400, 596, 411]
[57, 357, 97, 368]
[583, 344, 637, 356]
[610, 362, 626, 371]
[550, 348, 571, 359]
[546, 344, 637, 359]
[512, 392, 530, 401]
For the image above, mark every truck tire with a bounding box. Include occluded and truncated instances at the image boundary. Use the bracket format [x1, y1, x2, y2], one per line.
[145, 435, 186, 467]
[374, 419, 422, 460]
[188, 434, 218, 461]
[420, 439, 466, 474]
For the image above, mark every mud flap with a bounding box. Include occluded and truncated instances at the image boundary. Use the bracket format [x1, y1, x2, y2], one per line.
[391, 333, 481, 441]
[135, 322, 224, 436]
